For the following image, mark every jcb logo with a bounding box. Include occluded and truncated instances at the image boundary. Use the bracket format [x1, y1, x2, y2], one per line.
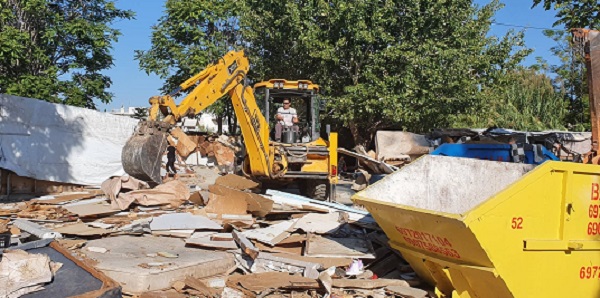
[592, 183, 599, 201]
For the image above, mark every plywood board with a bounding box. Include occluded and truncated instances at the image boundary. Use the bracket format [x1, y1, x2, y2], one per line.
[53, 223, 111, 236]
[305, 234, 375, 259]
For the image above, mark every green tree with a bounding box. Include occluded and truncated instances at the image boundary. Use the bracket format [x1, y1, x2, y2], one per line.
[240, 0, 531, 144]
[456, 67, 568, 130]
[0, 0, 133, 108]
[135, 0, 242, 133]
[532, 0, 599, 29]
[538, 29, 589, 130]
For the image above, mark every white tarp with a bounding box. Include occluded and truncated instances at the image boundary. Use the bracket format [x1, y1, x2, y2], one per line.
[0, 94, 139, 186]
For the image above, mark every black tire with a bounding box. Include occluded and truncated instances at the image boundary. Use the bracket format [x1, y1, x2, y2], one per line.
[300, 179, 329, 201]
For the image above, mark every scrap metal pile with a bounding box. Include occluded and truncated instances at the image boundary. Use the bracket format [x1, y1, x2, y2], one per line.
[0, 169, 431, 298]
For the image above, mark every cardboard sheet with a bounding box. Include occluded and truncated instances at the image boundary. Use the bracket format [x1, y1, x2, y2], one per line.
[111, 180, 189, 210]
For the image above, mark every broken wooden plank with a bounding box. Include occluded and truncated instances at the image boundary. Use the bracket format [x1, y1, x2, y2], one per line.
[331, 278, 410, 289]
[32, 192, 97, 205]
[250, 252, 320, 279]
[268, 252, 353, 268]
[337, 147, 398, 174]
[305, 234, 375, 259]
[183, 276, 220, 298]
[385, 285, 428, 298]
[63, 200, 119, 217]
[187, 232, 238, 250]
[226, 272, 320, 293]
[232, 230, 259, 259]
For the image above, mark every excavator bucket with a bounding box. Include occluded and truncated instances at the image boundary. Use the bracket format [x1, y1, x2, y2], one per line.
[121, 122, 169, 184]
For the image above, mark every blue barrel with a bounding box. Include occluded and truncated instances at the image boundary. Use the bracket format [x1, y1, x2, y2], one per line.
[430, 143, 558, 165]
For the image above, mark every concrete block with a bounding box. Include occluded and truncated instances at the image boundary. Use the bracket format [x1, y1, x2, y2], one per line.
[83, 236, 235, 293]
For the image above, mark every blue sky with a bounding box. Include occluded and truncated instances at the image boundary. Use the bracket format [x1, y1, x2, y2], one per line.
[99, 0, 562, 112]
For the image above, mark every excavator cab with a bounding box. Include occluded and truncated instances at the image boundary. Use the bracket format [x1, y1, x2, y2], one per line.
[254, 79, 323, 144]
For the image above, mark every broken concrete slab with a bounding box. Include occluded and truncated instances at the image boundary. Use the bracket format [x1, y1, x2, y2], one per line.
[241, 219, 297, 246]
[149, 213, 222, 231]
[83, 236, 235, 293]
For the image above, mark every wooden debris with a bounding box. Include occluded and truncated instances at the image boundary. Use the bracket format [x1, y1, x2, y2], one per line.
[242, 219, 296, 246]
[215, 174, 259, 190]
[226, 272, 321, 293]
[305, 234, 375, 259]
[232, 230, 259, 259]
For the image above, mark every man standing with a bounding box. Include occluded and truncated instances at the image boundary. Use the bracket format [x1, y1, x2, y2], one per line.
[275, 98, 299, 142]
[165, 144, 179, 179]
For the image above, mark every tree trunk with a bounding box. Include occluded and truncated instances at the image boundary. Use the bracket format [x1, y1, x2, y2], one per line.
[217, 115, 223, 135]
[348, 122, 366, 147]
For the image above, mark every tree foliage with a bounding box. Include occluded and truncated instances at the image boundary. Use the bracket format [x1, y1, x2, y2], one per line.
[0, 0, 133, 108]
[135, 0, 241, 130]
[140, 0, 569, 145]
[240, 0, 531, 143]
[536, 29, 589, 130]
[532, 0, 599, 29]
[456, 67, 568, 130]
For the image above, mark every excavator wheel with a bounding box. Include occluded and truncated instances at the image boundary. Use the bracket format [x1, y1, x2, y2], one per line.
[121, 132, 168, 184]
[300, 179, 329, 201]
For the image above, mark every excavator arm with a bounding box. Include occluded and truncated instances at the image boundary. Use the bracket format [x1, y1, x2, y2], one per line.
[122, 50, 271, 182]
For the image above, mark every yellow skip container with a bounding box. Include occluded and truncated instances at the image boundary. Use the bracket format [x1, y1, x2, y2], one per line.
[353, 155, 600, 298]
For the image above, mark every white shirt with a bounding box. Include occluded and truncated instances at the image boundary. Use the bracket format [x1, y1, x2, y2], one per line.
[276, 107, 297, 126]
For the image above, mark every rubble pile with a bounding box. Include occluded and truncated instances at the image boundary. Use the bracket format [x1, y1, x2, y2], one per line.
[0, 170, 432, 297]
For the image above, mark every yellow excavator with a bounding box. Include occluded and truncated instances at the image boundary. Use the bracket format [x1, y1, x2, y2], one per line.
[121, 50, 338, 200]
